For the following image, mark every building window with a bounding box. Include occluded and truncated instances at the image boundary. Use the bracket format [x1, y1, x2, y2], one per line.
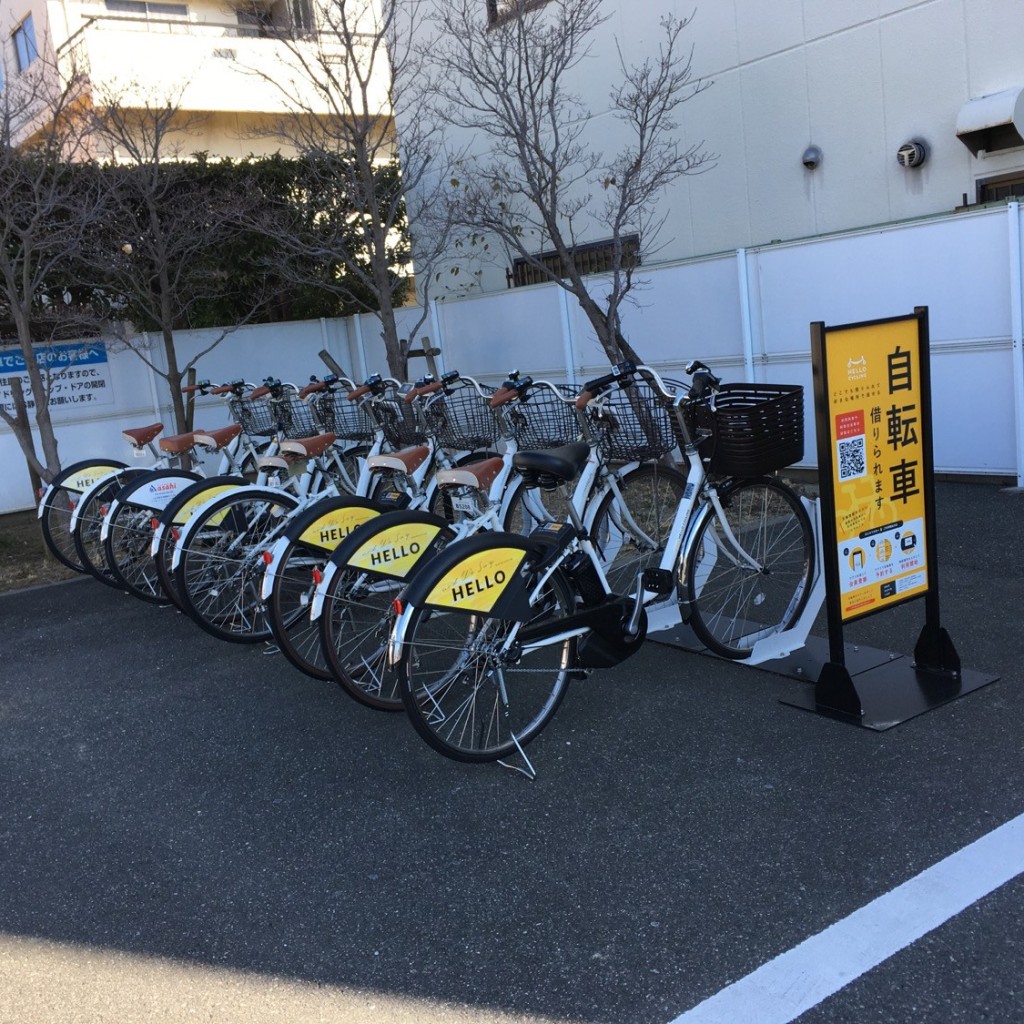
[509, 234, 640, 288]
[977, 172, 1024, 204]
[486, 0, 551, 27]
[13, 15, 38, 71]
[104, 1, 188, 17]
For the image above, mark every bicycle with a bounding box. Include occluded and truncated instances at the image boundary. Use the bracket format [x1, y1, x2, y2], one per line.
[389, 360, 814, 775]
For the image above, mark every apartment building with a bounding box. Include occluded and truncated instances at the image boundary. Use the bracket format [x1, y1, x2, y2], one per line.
[0, 0, 389, 158]
[399, 0, 1024, 294]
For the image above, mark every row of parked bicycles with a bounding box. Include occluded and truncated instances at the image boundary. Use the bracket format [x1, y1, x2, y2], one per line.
[38, 360, 814, 776]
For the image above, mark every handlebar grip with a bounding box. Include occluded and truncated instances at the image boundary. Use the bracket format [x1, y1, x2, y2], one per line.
[209, 384, 237, 396]
[489, 386, 520, 408]
[180, 384, 202, 394]
[248, 386, 270, 400]
[574, 390, 594, 410]
[299, 380, 326, 398]
[346, 384, 371, 400]
[404, 380, 445, 403]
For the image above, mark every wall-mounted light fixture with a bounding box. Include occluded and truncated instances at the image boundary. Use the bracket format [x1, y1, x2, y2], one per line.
[802, 145, 822, 170]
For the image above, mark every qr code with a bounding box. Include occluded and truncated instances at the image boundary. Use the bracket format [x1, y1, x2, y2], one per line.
[837, 435, 867, 481]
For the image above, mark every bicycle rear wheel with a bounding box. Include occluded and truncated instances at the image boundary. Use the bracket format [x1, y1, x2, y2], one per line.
[103, 501, 166, 603]
[73, 469, 148, 588]
[175, 489, 300, 643]
[39, 460, 127, 572]
[684, 477, 813, 659]
[398, 568, 577, 763]
[319, 565, 407, 709]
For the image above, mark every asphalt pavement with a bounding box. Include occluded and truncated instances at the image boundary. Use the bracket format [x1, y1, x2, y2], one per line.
[0, 480, 1021, 1024]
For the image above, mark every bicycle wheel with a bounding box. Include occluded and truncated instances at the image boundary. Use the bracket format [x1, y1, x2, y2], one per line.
[501, 476, 575, 535]
[103, 501, 167, 604]
[153, 477, 246, 612]
[589, 462, 687, 596]
[265, 497, 384, 680]
[72, 469, 148, 588]
[319, 564, 408, 709]
[175, 488, 301, 643]
[39, 460, 127, 572]
[683, 477, 814, 659]
[398, 567, 577, 763]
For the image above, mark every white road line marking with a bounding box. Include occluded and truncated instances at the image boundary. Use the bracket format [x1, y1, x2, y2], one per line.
[670, 812, 1024, 1024]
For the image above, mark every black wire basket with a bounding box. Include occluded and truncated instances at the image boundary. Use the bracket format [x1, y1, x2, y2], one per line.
[423, 384, 500, 451]
[312, 391, 375, 442]
[690, 383, 805, 476]
[588, 378, 686, 462]
[371, 394, 427, 449]
[504, 384, 580, 451]
[229, 394, 276, 438]
[269, 392, 319, 439]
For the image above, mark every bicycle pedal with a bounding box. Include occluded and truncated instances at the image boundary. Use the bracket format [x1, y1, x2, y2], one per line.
[642, 568, 675, 596]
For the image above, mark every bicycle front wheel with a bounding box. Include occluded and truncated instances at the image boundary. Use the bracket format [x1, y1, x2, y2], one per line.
[398, 569, 577, 763]
[589, 462, 686, 596]
[684, 477, 813, 659]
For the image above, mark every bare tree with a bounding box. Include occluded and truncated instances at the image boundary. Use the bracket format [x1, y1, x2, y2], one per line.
[430, 0, 713, 365]
[0, 54, 102, 487]
[239, 0, 458, 379]
[83, 89, 273, 433]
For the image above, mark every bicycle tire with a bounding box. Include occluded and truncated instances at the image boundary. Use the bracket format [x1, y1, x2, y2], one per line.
[153, 476, 246, 611]
[683, 477, 814, 659]
[589, 462, 687, 596]
[72, 468, 149, 587]
[103, 470, 203, 604]
[398, 561, 577, 763]
[319, 563, 408, 709]
[38, 460, 127, 572]
[265, 496, 385, 680]
[317, 510, 455, 709]
[174, 488, 301, 643]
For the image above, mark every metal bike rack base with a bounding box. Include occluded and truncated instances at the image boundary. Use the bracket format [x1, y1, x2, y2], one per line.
[651, 627, 999, 730]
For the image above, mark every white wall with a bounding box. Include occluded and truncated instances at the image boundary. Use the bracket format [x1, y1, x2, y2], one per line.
[3, 203, 1023, 513]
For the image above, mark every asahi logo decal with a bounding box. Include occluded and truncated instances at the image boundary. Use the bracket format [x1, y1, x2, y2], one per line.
[349, 522, 442, 578]
[426, 548, 527, 612]
[299, 506, 379, 551]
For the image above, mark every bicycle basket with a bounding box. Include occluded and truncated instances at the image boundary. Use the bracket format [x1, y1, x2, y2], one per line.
[272, 392, 319, 440]
[229, 394, 276, 438]
[371, 395, 427, 449]
[505, 384, 580, 450]
[312, 391, 374, 442]
[423, 384, 500, 451]
[589, 378, 686, 462]
[692, 383, 804, 476]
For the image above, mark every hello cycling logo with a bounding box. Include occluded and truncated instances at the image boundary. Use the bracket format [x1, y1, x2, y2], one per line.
[846, 355, 868, 381]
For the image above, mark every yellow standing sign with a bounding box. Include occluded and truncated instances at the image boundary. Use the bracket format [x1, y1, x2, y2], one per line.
[821, 316, 930, 621]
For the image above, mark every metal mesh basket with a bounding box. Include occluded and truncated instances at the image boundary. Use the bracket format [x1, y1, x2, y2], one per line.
[588, 378, 686, 462]
[270, 392, 319, 439]
[370, 392, 427, 449]
[422, 384, 500, 451]
[312, 391, 375, 442]
[690, 383, 804, 476]
[229, 394, 276, 438]
[503, 384, 581, 451]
